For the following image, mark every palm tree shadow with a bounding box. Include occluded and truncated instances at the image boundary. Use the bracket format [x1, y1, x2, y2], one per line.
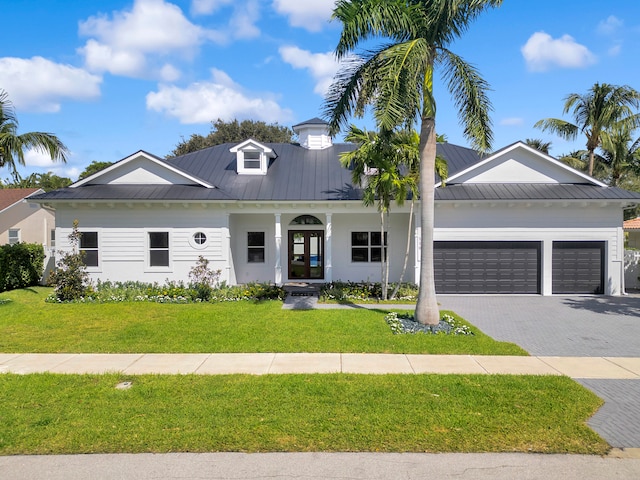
[561, 295, 640, 317]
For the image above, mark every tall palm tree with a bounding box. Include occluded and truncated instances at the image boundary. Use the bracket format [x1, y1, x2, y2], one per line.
[325, 0, 501, 325]
[535, 83, 640, 177]
[0, 89, 69, 175]
[599, 126, 640, 188]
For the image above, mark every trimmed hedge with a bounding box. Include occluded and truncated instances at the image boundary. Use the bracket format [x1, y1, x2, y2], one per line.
[0, 243, 45, 292]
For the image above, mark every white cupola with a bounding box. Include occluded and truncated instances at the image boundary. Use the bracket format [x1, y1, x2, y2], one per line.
[292, 117, 333, 150]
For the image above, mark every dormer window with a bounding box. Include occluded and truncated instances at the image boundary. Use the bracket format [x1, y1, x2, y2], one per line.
[243, 150, 262, 170]
[230, 139, 276, 176]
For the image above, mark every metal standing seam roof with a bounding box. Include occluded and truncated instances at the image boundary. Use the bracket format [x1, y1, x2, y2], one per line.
[27, 142, 640, 203]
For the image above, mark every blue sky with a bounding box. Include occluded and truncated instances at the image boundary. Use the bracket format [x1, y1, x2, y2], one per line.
[2, 0, 639, 180]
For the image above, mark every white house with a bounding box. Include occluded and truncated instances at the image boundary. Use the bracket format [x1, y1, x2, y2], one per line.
[32, 118, 640, 295]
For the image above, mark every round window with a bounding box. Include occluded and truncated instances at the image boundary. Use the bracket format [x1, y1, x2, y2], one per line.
[193, 232, 207, 245]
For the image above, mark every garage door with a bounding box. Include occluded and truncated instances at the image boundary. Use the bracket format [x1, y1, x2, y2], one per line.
[434, 241, 541, 294]
[552, 241, 604, 294]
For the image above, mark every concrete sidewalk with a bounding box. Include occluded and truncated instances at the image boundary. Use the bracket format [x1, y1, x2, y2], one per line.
[2, 352, 640, 378]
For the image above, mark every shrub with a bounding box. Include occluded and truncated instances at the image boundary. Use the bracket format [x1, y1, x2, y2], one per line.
[188, 256, 221, 301]
[48, 220, 90, 302]
[0, 242, 45, 292]
[320, 281, 417, 302]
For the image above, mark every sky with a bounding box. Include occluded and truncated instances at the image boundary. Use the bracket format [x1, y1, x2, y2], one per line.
[2, 0, 640, 181]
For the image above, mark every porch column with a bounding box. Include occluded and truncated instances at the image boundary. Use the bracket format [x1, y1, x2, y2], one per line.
[274, 213, 282, 285]
[414, 212, 421, 285]
[325, 213, 332, 282]
[223, 213, 231, 285]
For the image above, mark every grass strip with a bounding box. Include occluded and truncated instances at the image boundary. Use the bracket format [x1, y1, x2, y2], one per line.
[0, 373, 607, 455]
[0, 288, 525, 355]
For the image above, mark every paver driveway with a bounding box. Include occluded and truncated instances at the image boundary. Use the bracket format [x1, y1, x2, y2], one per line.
[437, 295, 640, 357]
[437, 294, 640, 448]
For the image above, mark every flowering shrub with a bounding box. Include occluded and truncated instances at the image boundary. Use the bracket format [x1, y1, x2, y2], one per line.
[45, 279, 284, 304]
[384, 311, 474, 335]
[320, 281, 418, 302]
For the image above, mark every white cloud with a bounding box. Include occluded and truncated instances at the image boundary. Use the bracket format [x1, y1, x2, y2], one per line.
[279, 45, 340, 95]
[191, 0, 233, 15]
[146, 68, 293, 124]
[78, 0, 223, 79]
[23, 149, 65, 168]
[0, 57, 101, 112]
[272, 0, 335, 32]
[608, 44, 622, 57]
[229, 0, 261, 39]
[499, 117, 524, 126]
[597, 15, 623, 36]
[521, 32, 596, 72]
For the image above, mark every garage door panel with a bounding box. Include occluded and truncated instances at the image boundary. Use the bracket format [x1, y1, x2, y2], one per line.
[434, 241, 541, 294]
[552, 241, 604, 294]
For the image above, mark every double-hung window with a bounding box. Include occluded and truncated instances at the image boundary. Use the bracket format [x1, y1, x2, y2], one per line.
[149, 232, 170, 267]
[80, 231, 99, 267]
[8, 229, 20, 245]
[351, 231, 387, 263]
[247, 232, 265, 263]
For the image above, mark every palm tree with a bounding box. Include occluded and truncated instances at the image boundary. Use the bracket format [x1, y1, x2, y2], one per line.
[340, 125, 413, 300]
[325, 0, 501, 325]
[535, 83, 640, 177]
[0, 89, 69, 175]
[525, 138, 552, 155]
[599, 126, 640, 188]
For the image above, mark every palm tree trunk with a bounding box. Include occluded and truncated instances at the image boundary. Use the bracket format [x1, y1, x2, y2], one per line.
[380, 209, 387, 300]
[384, 210, 390, 300]
[390, 199, 413, 300]
[588, 149, 595, 177]
[414, 115, 440, 325]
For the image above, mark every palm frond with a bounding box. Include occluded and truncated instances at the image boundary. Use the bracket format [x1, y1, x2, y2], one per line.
[439, 49, 493, 152]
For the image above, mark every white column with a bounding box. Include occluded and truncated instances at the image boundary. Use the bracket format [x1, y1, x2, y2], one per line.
[325, 213, 332, 283]
[541, 238, 553, 296]
[274, 213, 282, 285]
[414, 212, 421, 285]
[223, 213, 232, 285]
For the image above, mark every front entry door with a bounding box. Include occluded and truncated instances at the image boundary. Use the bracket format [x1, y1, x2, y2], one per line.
[288, 231, 324, 280]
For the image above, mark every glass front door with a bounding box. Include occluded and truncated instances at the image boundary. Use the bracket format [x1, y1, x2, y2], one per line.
[288, 230, 324, 279]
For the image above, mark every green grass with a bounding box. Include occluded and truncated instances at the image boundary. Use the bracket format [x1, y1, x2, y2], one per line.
[0, 288, 526, 355]
[0, 373, 608, 455]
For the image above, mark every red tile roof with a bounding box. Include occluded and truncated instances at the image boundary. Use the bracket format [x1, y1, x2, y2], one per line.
[0, 188, 41, 212]
[624, 217, 640, 230]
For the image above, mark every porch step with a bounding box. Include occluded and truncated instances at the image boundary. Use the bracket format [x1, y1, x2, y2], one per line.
[283, 283, 321, 297]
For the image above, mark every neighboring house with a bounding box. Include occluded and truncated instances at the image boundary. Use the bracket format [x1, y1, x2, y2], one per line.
[624, 217, 640, 249]
[0, 188, 55, 247]
[31, 118, 640, 296]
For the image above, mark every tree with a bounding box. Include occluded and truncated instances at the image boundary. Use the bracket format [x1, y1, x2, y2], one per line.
[0, 89, 69, 175]
[525, 138, 552, 155]
[1, 171, 71, 191]
[598, 126, 640, 188]
[340, 125, 415, 300]
[535, 83, 640, 176]
[168, 119, 295, 157]
[78, 161, 114, 180]
[325, 0, 501, 325]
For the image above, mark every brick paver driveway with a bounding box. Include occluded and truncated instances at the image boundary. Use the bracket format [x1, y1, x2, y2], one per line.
[437, 295, 640, 448]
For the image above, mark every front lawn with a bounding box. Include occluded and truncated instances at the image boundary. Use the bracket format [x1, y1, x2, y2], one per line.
[0, 288, 526, 355]
[0, 373, 608, 455]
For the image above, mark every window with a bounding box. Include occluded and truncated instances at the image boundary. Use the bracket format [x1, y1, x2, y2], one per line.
[50, 229, 56, 248]
[80, 231, 99, 267]
[193, 232, 207, 245]
[290, 215, 322, 225]
[247, 232, 265, 263]
[149, 232, 169, 267]
[351, 231, 387, 263]
[243, 151, 261, 170]
[8, 229, 20, 245]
